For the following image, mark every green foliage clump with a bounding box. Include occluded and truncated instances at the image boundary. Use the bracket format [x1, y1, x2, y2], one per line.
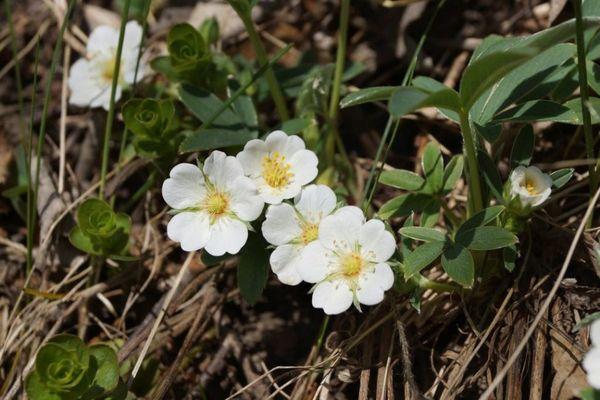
[25, 335, 123, 400]
[69, 198, 131, 257]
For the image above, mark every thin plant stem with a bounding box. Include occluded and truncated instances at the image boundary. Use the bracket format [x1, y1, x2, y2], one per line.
[459, 110, 484, 215]
[99, 0, 132, 198]
[32, 0, 76, 271]
[361, 117, 395, 209]
[573, 0, 597, 226]
[239, 13, 289, 121]
[439, 197, 461, 228]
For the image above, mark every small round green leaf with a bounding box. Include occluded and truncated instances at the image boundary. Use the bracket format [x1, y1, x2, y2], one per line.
[379, 169, 425, 191]
[441, 243, 475, 287]
[456, 226, 518, 251]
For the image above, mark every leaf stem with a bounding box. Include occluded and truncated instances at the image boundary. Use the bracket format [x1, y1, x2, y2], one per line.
[414, 274, 460, 293]
[573, 0, 597, 227]
[99, 0, 131, 198]
[459, 110, 484, 215]
[238, 12, 289, 121]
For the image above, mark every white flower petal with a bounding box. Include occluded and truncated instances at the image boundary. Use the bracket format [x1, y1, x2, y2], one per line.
[264, 131, 306, 157]
[87, 25, 119, 55]
[294, 185, 337, 222]
[318, 206, 365, 252]
[68, 59, 107, 108]
[167, 211, 209, 251]
[312, 280, 353, 315]
[204, 217, 248, 256]
[584, 347, 600, 389]
[229, 176, 263, 222]
[289, 149, 318, 186]
[90, 84, 120, 111]
[262, 203, 301, 246]
[356, 263, 394, 305]
[203, 150, 245, 189]
[162, 163, 206, 209]
[297, 241, 330, 283]
[123, 20, 143, 51]
[270, 244, 302, 286]
[359, 219, 396, 262]
[237, 139, 268, 176]
[591, 320, 600, 346]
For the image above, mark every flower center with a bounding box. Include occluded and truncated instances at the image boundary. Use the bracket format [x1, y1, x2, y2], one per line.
[299, 222, 319, 245]
[523, 178, 538, 195]
[101, 56, 119, 82]
[203, 190, 230, 219]
[340, 252, 364, 277]
[261, 152, 292, 189]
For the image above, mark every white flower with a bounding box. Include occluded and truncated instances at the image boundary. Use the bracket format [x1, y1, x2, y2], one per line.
[298, 206, 396, 315]
[161, 151, 264, 256]
[68, 21, 148, 110]
[509, 166, 552, 207]
[261, 184, 337, 285]
[584, 319, 600, 389]
[237, 130, 318, 205]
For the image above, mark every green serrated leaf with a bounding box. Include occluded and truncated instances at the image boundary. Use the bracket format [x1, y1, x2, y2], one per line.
[237, 233, 270, 305]
[25, 371, 61, 400]
[455, 226, 518, 250]
[180, 128, 256, 152]
[441, 243, 474, 287]
[179, 84, 247, 132]
[379, 169, 425, 191]
[276, 118, 311, 135]
[399, 227, 446, 242]
[340, 86, 396, 108]
[510, 125, 535, 167]
[87, 345, 119, 395]
[403, 241, 446, 278]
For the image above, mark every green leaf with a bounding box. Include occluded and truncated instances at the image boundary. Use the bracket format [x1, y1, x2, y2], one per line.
[573, 311, 600, 332]
[388, 86, 461, 119]
[150, 56, 180, 82]
[399, 227, 446, 242]
[379, 169, 425, 191]
[580, 388, 600, 400]
[227, 79, 258, 136]
[411, 76, 460, 121]
[378, 193, 431, 220]
[587, 60, 600, 94]
[420, 199, 440, 228]
[403, 241, 446, 278]
[340, 86, 396, 108]
[422, 142, 444, 193]
[477, 150, 504, 202]
[460, 46, 538, 109]
[474, 122, 502, 143]
[276, 118, 311, 135]
[180, 127, 256, 152]
[550, 168, 574, 188]
[399, 214, 414, 263]
[503, 244, 517, 272]
[87, 345, 119, 394]
[443, 155, 464, 193]
[69, 226, 102, 256]
[510, 125, 534, 167]
[493, 100, 577, 123]
[26, 371, 61, 400]
[237, 233, 269, 305]
[455, 226, 518, 251]
[441, 243, 474, 287]
[563, 96, 600, 124]
[458, 205, 505, 234]
[179, 85, 247, 131]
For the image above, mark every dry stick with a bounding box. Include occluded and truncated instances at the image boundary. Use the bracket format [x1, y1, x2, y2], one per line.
[479, 185, 600, 399]
[58, 44, 70, 194]
[129, 251, 195, 383]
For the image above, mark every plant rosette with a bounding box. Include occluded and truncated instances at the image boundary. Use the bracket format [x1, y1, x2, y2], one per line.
[69, 198, 131, 257]
[297, 206, 396, 315]
[261, 184, 338, 285]
[162, 151, 264, 255]
[237, 130, 318, 205]
[26, 334, 120, 400]
[68, 21, 148, 110]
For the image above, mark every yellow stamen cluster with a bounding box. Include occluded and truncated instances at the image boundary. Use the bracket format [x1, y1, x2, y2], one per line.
[523, 177, 538, 195]
[262, 152, 292, 189]
[203, 190, 230, 220]
[101, 56, 119, 82]
[340, 252, 364, 277]
[299, 222, 319, 245]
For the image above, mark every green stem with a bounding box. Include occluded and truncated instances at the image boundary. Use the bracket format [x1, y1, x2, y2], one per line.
[239, 14, 289, 121]
[328, 0, 350, 123]
[414, 274, 460, 293]
[573, 0, 597, 226]
[99, 0, 131, 198]
[459, 110, 484, 215]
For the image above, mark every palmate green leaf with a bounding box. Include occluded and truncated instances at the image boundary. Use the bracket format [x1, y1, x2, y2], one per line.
[455, 226, 518, 251]
[378, 193, 430, 220]
[69, 227, 102, 256]
[399, 227, 446, 242]
[550, 168, 574, 188]
[388, 86, 461, 119]
[25, 371, 61, 400]
[399, 214, 414, 263]
[422, 142, 444, 194]
[340, 86, 396, 108]
[227, 79, 258, 137]
[379, 169, 425, 191]
[493, 100, 578, 124]
[237, 233, 270, 305]
[458, 205, 505, 234]
[442, 155, 464, 193]
[276, 118, 311, 135]
[510, 125, 534, 167]
[441, 243, 474, 287]
[403, 241, 446, 278]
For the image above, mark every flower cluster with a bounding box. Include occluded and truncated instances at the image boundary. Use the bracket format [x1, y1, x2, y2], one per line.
[162, 131, 396, 314]
[69, 21, 148, 110]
